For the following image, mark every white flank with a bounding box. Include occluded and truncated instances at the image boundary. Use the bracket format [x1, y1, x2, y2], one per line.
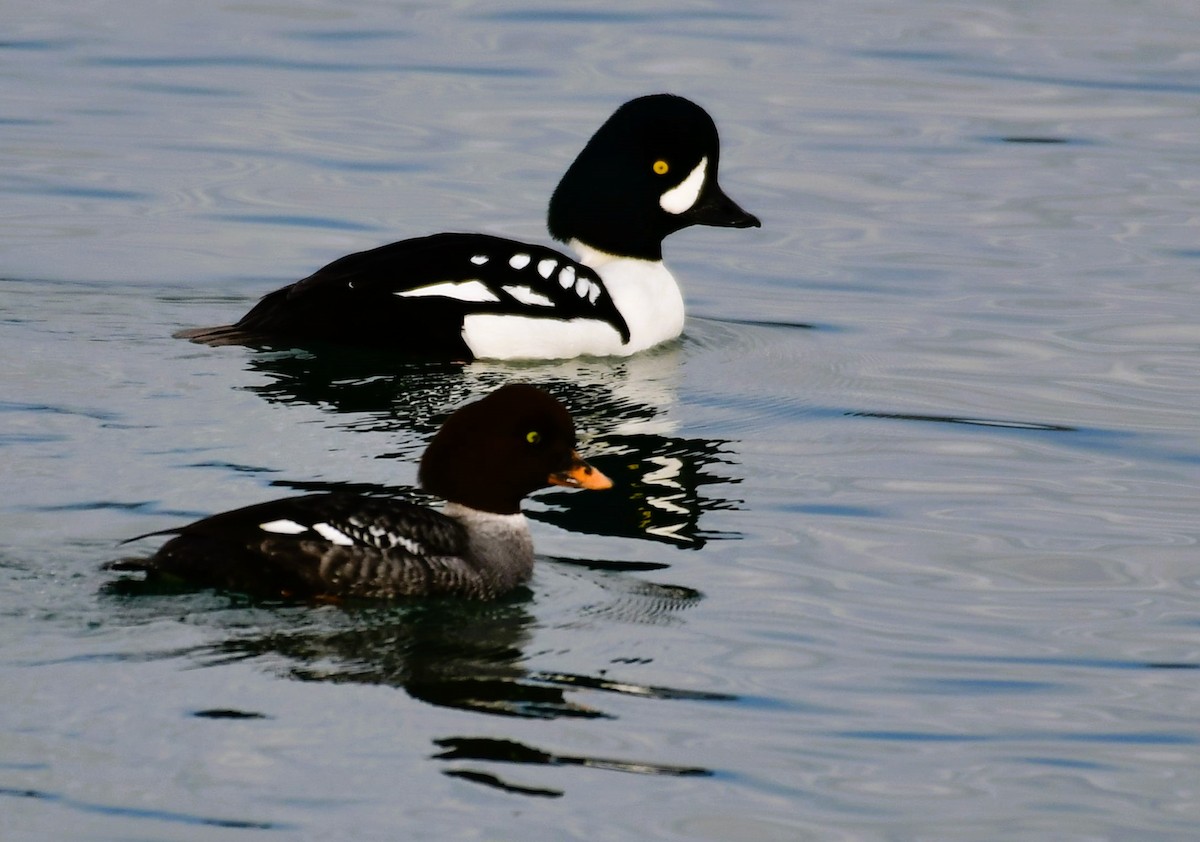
[259, 519, 309, 535]
[394, 280, 499, 303]
[312, 522, 355, 546]
[470, 264, 679, 358]
[502, 285, 555, 307]
[463, 314, 622, 360]
[659, 156, 707, 215]
[461, 242, 685, 360]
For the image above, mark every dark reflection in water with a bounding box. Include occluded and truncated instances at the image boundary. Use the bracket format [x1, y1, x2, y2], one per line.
[539, 431, 739, 548]
[441, 768, 563, 798]
[102, 570, 724, 796]
[106, 572, 715, 719]
[230, 344, 742, 548]
[435, 736, 710, 798]
[848, 410, 1076, 432]
[179, 596, 585, 716]
[434, 735, 711, 776]
[0, 785, 284, 831]
[989, 135, 1075, 145]
[192, 708, 270, 720]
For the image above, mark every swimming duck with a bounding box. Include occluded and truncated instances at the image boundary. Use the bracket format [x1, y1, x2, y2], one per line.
[109, 384, 611, 599]
[181, 94, 759, 359]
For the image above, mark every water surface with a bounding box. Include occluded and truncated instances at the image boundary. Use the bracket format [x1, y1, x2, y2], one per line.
[3, 1, 1200, 839]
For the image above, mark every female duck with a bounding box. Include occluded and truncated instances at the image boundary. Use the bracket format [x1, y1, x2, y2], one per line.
[110, 384, 611, 599]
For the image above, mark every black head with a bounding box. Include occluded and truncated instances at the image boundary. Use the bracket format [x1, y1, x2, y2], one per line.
[548, 93, 760, 261]
[418, 384, 611, 515]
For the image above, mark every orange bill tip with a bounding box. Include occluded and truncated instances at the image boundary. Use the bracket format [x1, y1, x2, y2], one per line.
[549, 453, 612, 491]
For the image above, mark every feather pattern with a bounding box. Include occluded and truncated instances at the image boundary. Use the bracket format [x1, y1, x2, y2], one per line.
[197, 234, 629, 352]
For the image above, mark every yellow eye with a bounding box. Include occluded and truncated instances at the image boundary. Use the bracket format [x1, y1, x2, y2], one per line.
[653, 159, 669, 175]
[526, 431, 541, 445]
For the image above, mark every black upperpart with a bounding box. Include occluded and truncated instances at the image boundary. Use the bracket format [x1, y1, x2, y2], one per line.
[189, 233, 631, 353]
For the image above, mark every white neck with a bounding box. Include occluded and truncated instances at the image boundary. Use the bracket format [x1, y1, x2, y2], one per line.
[569, 239, 623, 269]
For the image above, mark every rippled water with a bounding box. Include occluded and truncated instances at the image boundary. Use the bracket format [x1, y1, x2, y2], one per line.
[4, 1, 1200, 839]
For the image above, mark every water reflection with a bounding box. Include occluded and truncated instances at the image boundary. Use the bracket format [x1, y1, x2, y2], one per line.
[232, 342, 742, 548]
[435, 736, 710, 799]
[0, 786, 284, 831]
[848, 410, 1075, 432]
[101, 574, 724, 797]
[198, 597, 603, 718]
[105, 575, 714, 719]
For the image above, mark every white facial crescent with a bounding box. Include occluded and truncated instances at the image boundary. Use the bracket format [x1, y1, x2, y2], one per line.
[659, 157, 708, 215]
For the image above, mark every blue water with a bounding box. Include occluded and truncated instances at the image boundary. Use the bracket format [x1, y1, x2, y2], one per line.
[4, 1, 1200, 839]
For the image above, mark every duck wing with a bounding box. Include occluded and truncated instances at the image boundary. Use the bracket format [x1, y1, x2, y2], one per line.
[181, 233, 629, 353]
[112, 494, 478, 599]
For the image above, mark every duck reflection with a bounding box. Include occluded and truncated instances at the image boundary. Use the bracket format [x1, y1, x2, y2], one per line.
[434, 735, 711, 798]
[110, 570, 720, 796]
[201, 597, 607, 718]
[232, 342, 740, 548]
[105, 576, 725, 795]
[112, 569, 717, 721]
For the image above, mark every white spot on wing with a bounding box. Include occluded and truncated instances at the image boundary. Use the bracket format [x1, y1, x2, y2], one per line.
[574, 276, 589, 297]
[587, 281, 601, 303]
[360, 523, 423, 554]
[509, 253, 531, 270]
[558, 265, 576, 288]
[395, 280, 499, 303]
[659, 156, 708, 215]
[259, 519, 308, 535]
[470, 255, 489, 265]
[502, 285, 555, 307]
[394, 535, 424, 555]
[537, 258, 557, 279]
[312, 522, 355, 546]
